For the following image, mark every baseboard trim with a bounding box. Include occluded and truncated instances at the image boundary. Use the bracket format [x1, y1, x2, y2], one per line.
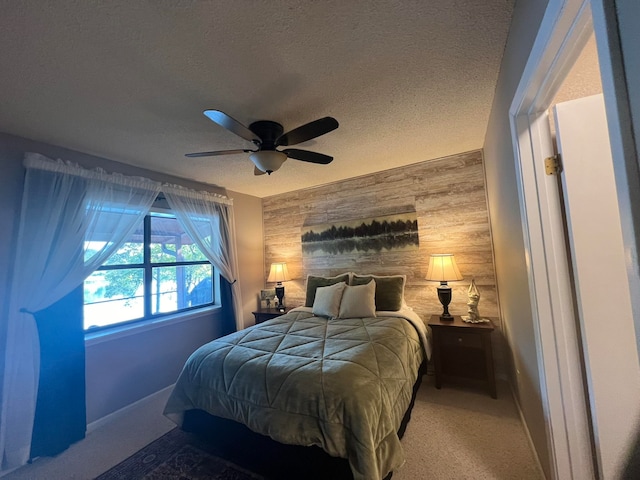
[508, 381, 548, 479]
[87, 384, 175, 434]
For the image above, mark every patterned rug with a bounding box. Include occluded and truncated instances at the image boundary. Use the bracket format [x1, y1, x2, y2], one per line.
[95, 428, 265, 480]
[95, 419, 356, 480]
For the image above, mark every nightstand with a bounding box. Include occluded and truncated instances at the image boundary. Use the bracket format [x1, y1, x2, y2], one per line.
[428, 315, 497, 398]
[252, 307, 294, 324]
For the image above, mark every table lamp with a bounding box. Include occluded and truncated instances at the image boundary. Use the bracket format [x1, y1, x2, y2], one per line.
[267, 262, 291, 311]
[425, 254, 463, 320]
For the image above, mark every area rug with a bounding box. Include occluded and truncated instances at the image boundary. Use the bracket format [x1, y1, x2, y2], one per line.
[95, 428, 265, 480]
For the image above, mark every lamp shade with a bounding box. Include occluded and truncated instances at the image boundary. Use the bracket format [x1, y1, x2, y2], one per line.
[425, 254, 463, 282]
[267, 262, 291, 283]
[250, 151, 287, 173]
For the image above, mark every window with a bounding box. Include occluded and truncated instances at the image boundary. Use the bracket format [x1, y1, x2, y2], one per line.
[84, 211, 214, 331]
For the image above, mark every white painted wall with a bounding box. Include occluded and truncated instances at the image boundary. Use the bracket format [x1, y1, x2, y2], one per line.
[228, 190, 264, 328]
[606, 0, 640, 361]
[592, 1, 640, 475]
[0, 137, 24, 410]
[482, 1, 552, 476]
[85, 311, 220, 422]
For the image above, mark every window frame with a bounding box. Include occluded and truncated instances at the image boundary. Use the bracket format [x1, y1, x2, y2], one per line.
[84, 208, 217, 333]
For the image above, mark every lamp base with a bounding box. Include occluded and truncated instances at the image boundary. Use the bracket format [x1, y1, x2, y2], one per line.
[437, 283, 453, 321]
[275, 284, 285, 310]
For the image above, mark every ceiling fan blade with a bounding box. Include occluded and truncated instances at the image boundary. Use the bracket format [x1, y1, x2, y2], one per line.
[282, 149, 333, 164]
[277, 117, 339, 146]
[185, 149, 254, 158]
[203, 110, 261, 145]
[254, 166, 267, 176]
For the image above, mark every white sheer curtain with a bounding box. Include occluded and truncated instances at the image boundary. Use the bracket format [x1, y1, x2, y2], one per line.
[0, 153, 161, 471]
[163, 185, 244, 331]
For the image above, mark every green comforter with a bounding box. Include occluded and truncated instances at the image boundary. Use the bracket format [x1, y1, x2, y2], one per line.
[164, 308, 426, 480]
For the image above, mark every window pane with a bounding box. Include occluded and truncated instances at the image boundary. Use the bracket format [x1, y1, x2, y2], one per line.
[150, 214, 207, 263]
[188, 266, 214, 307]
[151, 264, 213, 314]
[85, 217, 144, 265]
[84, 268, 144, 329]
[84, 211, 215, 331]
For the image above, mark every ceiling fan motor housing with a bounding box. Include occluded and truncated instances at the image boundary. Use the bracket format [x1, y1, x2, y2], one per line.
[249, 120, 284, 150]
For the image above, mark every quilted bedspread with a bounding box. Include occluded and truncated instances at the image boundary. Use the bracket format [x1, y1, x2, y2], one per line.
[164, 307, 427, 480]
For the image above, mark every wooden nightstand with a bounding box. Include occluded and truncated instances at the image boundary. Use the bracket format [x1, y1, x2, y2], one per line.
[428, 315, 497, 398]
[252, 307, 294, 324]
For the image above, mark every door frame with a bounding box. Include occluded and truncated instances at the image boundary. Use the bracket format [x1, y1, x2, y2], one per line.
[508, 0, 633, 478]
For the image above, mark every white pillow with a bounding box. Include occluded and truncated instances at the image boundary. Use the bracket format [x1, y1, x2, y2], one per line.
[339, 280, 377, 318]
[312, 282, 347, 319]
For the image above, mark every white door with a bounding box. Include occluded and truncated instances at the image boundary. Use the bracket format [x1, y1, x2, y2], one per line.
[553, 93, 640, 479]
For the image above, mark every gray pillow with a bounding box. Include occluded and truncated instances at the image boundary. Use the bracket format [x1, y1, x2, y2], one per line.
[304, 273, 351, 307]
[351, 274, 406, 311]
[312, 282, 347, 319]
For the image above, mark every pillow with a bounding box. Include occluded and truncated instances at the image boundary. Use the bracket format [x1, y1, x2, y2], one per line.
[304, 273, 351, 307]
[351, 274, 406, 311]
[312, 282, 347, 319]
[338, 280, 377, 318]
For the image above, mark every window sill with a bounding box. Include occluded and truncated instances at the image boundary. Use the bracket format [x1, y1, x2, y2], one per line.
[84, 305, 221, 346]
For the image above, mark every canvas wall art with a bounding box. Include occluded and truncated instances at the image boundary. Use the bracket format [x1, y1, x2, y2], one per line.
[301, 212, 419, 256]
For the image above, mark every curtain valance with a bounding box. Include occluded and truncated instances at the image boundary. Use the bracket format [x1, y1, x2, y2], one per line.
[23, 153, 235, 205]
[24, 152, 163, 190]
[162, 183, 233, 206]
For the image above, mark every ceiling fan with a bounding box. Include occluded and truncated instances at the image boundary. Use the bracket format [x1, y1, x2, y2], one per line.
[186, 110, 339, 175]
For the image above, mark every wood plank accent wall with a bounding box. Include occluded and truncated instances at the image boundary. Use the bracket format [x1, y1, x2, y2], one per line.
[262, 149, 504, 371]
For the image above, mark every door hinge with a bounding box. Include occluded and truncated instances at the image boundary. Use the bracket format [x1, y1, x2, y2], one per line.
[545, 154, 562, 175]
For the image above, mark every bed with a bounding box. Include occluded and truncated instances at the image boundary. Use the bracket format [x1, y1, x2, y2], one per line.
[164, 274, 431, 480]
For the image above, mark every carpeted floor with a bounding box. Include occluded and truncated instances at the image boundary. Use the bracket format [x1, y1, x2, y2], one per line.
[4, 375, 544, 480]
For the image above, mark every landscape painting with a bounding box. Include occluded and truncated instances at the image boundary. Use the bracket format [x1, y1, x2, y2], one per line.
[301, 212, 419, 256]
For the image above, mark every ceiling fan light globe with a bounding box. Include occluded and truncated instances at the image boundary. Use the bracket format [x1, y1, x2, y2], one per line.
[250, 151, 287, 174]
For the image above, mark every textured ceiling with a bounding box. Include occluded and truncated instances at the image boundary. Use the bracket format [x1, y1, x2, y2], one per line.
[0, 0, 514, 197]
[553, 34, 602, 106]
[550, 34, 603, 136]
